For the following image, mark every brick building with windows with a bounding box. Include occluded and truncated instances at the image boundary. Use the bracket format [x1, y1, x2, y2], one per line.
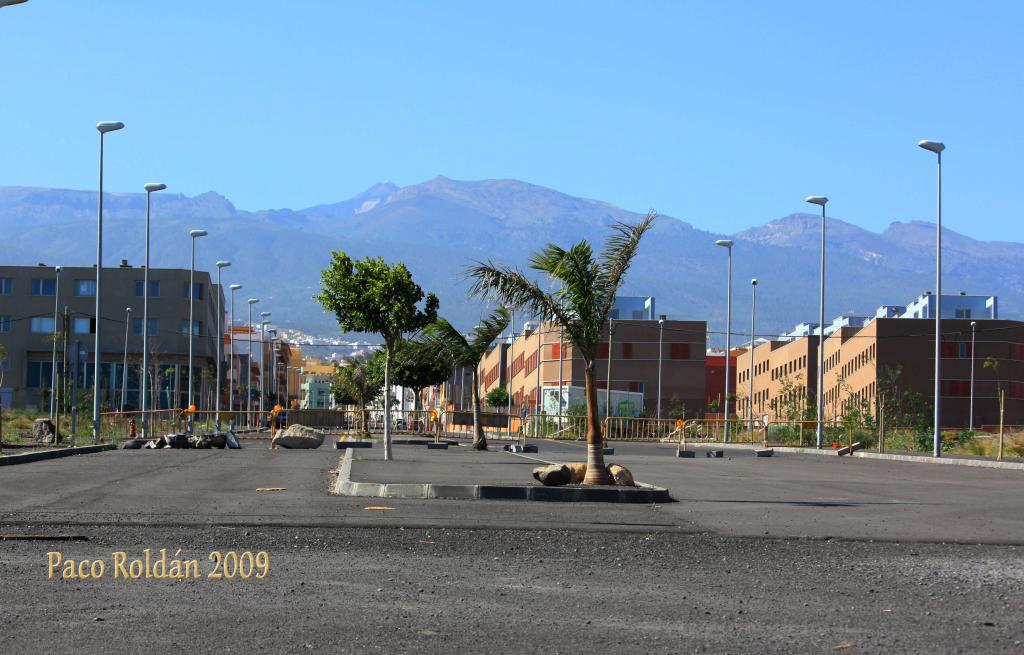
[477, 316, 707, 418]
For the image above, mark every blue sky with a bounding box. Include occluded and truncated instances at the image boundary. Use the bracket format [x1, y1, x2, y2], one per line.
[1, 1, 1020, 239]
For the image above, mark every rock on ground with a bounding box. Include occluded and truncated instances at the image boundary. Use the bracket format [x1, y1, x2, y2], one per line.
[272, 424, 325, 449]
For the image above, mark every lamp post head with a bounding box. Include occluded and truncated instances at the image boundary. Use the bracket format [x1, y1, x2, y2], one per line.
[96, 121, 125, 134]
[247, 298, 260, 305]
[918, 140, 945, 154]
[230, 284, 242, 291]
[216, 260, 231, 268]
[260, 311, 271, 319]
[144, 183, 166, 193]
[189, 229, 208, 238]
[55, 265, 61, 272]
[715, 239, 734, 249]
[805, 196, 828, 207]
[971, 321, 977, 328]
[126, 307, 132, 313]
[751, 278, 758, 286]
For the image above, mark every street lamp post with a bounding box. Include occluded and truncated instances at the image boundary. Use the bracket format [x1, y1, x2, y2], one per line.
[269, 329, 278, 407]
[748, 278, 758, 435]
[246, 299, 260, 425]
[805, 196, 829, 448]
[919, 139, 945, 457]
[140, 183, 166, 437]
[186, 229, 208, 433]
[259, 312, 271, 417]
[214, 261, 231, 428]
[656, 318, 664, 421]
[228, 284, 242, 416]
[50, 265, 61, 419]
[969, 320, 977, 431]
[715, 239, 734, 442]
[92, 120, 125, 443]
[120, 307, 131, 411]
[605, 319, 615, 421]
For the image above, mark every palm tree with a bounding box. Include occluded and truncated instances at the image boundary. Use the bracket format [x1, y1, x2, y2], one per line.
[333, 352, 385, 435]
[417, 308, 510, 450]
[466, 213, 656, 484]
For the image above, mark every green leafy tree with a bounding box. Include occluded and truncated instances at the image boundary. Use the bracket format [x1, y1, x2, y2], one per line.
[416, 308, 511, 450]
[485, 386, 509, 412]
[333, 352, 385, 434]
[316, 253, 439, 460]
[466, 212, 656, 484]
[390, 339, 453, 411]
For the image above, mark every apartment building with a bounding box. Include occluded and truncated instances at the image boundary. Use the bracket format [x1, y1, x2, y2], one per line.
[735, 336, 819, 421]
[735, 291, 1021, 429]
[477, 317, 707, 418]
[0, 263, 220, 410]
[821, 318, 1024, 428]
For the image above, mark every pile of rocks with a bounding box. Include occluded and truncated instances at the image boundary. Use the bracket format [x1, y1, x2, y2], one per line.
[123, 431, 240, 450]
[532, 462, 636, 487]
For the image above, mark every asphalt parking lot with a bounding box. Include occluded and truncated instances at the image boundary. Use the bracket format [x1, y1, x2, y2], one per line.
[1, 439, 1022, 654]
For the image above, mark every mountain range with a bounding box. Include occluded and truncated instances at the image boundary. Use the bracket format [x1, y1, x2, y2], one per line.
[2, 177, 1021, 344]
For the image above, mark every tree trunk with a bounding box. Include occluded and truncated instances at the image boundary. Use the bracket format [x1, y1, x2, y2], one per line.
[383, 347, 393, 461]
[471, 369, 487, 450]
[582, 363, 611, 485]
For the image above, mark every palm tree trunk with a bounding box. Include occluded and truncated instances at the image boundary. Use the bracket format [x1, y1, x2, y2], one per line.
[471, 369, 487, 450]
[582, 364, 610, 485]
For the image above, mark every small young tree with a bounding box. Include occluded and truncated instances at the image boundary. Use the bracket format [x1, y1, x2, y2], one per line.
[485, 386, 510, 412]
[390, 339, 453, 412]
[416, 308, 511, 450]
[333, 351, 385, 435]
[316, 253, 439, 461]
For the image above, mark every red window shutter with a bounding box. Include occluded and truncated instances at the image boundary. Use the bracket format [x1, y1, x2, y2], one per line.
[551, 343, 560, 359]
[628, 381, 639, 392]
[597, 342, 609, 359]
[941, 343, 956, 358]
[670, 343, 690, 359]
[622, 343, 633, 359]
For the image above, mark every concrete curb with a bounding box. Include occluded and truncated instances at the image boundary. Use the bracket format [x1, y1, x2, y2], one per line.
[0, 443, 117, 466]
[331, 449, 671, 503]
[704, 442, 1024, 470]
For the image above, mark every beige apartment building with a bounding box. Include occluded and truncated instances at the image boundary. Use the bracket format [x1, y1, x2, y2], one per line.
[738, 316, 1024, 429]
[822, 318, 1024, 429]
[477, 319, 707, 418]
[735, 336, 819, 422]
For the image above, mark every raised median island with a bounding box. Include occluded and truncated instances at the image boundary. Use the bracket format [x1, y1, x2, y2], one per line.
[332, 445, 671, 503]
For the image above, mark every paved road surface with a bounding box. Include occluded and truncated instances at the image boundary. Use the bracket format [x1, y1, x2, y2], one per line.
[1, 440, 1022, 654]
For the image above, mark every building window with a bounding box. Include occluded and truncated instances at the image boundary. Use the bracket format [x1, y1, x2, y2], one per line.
[0, 278, 11, 295]
[622, 343, 633, 359]
[0, 315, 10, 332]
[73, 317, 95, 334]
[670, 343, 690, 359]
[26, 361, 55, 389]
[31, 278, 57, 296]
[135, 280, 161, 297]
[133, 318, 159, 336]
[955, 308, 971, 319]
[181, 320, 201, 336]
[74, 279, 97, 297]
[183, 282, 203, 300]
[30, 316, 56, 333]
